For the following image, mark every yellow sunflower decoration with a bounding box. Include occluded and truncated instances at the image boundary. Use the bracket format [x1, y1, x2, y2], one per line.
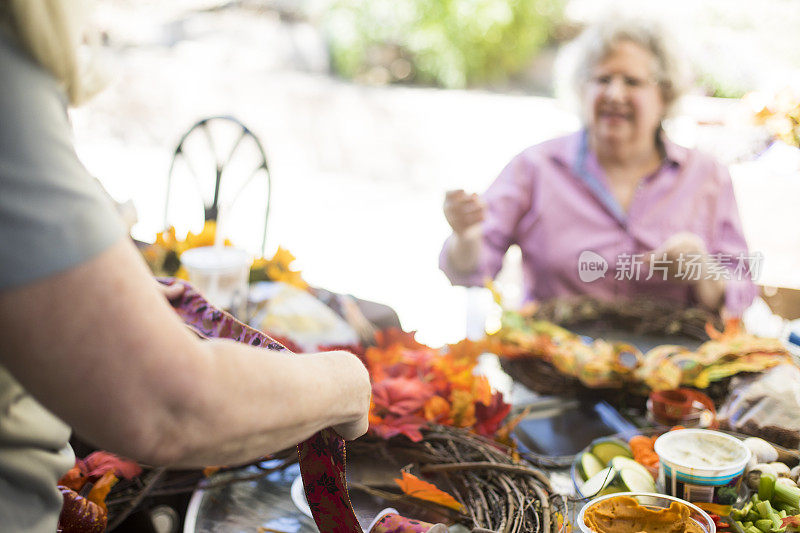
[249, 246, 309, 290]
[141, 221, 232, 278]
[142, 222, 308, 290]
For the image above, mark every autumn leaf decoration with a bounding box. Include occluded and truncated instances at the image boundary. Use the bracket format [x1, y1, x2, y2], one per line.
[394, 471, 464, 512]
[57, 451, 139, 533]
[781, 515, 800, 529]
[366, 329, 510, 442]
[86, 471, 119, 513]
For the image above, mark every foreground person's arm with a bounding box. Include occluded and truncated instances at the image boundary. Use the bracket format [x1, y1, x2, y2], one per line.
[0, 238, 371, 468]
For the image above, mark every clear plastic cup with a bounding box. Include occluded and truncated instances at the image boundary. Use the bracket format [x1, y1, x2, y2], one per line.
[180, 246, 250, 317]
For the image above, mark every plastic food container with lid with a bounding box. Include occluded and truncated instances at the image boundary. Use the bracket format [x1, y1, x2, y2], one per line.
[653, 428, 751, 504]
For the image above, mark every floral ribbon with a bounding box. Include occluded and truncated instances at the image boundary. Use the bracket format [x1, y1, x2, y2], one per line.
[165, 279, 444, 533]
[165, 280, 362, 532]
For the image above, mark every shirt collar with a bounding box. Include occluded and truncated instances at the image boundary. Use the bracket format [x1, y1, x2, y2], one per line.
[547, 130, 584, 168]
[548, 128, 688, 168]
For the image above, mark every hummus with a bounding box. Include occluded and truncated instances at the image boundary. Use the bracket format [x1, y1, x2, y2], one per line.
[583, 495, 705, 533]
[658, 432, 746, 469]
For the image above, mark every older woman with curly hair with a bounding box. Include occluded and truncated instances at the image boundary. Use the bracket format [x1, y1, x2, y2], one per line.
[440, 17, 758, 316]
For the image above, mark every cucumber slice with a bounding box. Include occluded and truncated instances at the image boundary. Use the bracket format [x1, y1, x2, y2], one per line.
[598, 486, 625, 496]
[618, 467, 656, 493]
[578, 453, 605, 481]
[610, 456, 655, 482]
[590, 438, 633, 465]
[580, 467, 617, 498]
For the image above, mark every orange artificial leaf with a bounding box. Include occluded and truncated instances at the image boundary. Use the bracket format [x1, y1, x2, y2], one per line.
[86, 471, 118, 513]
[446, 338, 486, 366]
[394, 471, 464, 511]
[471, 376, 493, 406]
[704, 318, 742, 340]
[423, 395, 451, 424]
[449, 389, 476, 428]
[781, 515, 800, 528]
[494, 406, 530, 446]
[438, 363, 473, 390]
[365, 344, 407, 373]
[368, 399, 384, 426]
[58, 466, 88, 492]
[203, 466, 221, 477]
[704, 322, 722, 340]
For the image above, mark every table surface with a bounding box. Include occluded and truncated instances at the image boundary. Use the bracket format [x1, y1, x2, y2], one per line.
[184, 462, 318, 533]
[184, 330, 704, 532]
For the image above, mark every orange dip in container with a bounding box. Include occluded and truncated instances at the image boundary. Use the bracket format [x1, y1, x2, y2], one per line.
[583, 495, 705, 533]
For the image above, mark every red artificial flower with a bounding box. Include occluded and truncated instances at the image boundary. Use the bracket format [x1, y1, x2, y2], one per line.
[78, 451, 142, 482]
[371, 415, 429, 442]
[371, 377, 435, 417]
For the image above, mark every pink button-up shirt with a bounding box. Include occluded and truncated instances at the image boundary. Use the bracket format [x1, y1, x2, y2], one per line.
[440, 131, 758, 316]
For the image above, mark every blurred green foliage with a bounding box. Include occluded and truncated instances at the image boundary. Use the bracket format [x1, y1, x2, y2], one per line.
[696, 72, 748, 99]
[324, 0, 564, 88]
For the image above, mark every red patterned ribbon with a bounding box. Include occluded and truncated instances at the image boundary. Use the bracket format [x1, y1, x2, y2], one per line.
[165, 280, 362, 532]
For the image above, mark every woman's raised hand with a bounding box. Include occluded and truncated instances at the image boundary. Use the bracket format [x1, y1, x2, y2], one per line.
[444, 190, 486, 236]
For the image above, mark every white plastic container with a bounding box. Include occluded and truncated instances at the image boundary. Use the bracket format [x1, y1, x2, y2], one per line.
[654, 429, 751, 504]
[180, 246, 250, 317]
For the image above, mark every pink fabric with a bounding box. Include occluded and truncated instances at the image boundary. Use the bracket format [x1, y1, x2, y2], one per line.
[439, 130, 758, 316]
[369, 513, 436, 532]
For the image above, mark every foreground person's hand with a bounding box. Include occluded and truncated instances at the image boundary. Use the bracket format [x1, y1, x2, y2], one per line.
[157, 279, 186, 301]
[332, 413, 370, 441]
[330, 351, 372, 441]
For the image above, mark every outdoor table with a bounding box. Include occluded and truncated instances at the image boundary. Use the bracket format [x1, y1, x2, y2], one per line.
[183, 329, 704, 532]
[184, 461, 317, 533]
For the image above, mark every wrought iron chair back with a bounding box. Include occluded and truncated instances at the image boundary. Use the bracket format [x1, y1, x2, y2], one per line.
[163, 116, 272, 255]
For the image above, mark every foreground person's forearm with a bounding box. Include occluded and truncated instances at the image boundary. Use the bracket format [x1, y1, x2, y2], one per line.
[148, 341, 370, 467]
[0, 239, 370, 469]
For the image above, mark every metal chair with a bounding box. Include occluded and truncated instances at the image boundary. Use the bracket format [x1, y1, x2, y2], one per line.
[163, 116, 272, 256]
